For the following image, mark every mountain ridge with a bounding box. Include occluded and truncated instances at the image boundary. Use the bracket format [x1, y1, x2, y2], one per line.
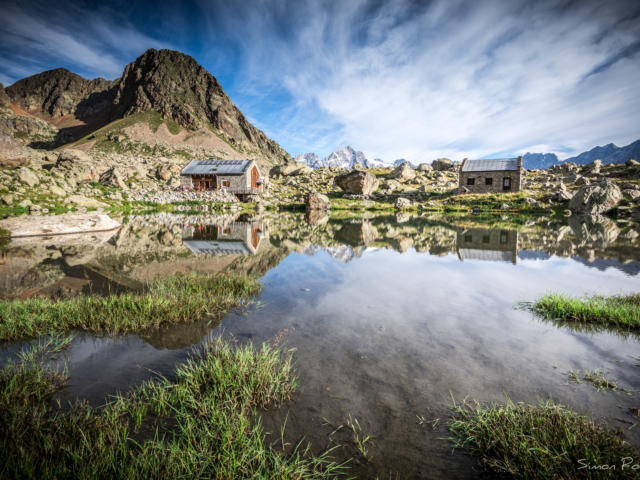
[2, 49, 290, 166]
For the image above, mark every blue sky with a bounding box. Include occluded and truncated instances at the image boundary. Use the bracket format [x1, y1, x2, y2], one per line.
[1, 0, 639, 162]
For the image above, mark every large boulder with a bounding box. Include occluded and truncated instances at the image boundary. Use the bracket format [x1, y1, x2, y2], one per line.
[584, 159, 602, 175]
[569, 179, 622, 215]
[155, 165, 171, 181]
[334, 170, 379, 196]
[389, 162, 416, 181]
[99, 167, 126, 189]
[0, 133, 30, 167]
[305, 191, 330, 211]
[54, 149, 97, 185]
[394, 197, 411, 209]
[16, 167, 39, 187]
[431, 158, 453, 171]
[417, 163, 433, 172]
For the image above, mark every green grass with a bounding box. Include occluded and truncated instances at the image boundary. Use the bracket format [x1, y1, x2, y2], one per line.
[0, 273, 261, 341]
[531, 293, 640, 331]
[0, 335, 347, 479]
[449, 398, 640, 479]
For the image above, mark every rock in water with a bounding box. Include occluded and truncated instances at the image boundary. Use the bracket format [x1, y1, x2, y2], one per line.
[431, 158, 453, 171]
[389, 162, 416, 181]
[334, 170, 379, 196]
[305, 191, 330, 211]
[569, 179, 622, 215]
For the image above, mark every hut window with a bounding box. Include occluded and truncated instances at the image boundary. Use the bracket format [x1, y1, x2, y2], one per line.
[482, 235, 490, 243]
[464, 234, 472, 242]
[466, 178, 475, 186]
[485, 178, 493, 185]
[500, 231, 508, 244]
[222, 180, 231, 187]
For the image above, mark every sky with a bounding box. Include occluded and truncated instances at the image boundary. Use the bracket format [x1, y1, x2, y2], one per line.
[0, 0, 639, 162]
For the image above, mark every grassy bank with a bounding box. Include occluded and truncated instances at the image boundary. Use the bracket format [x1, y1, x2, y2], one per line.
[449, 398, 639, 479]
[0, 336, 345, 479]
[0, 273, 261, 341]
[531, 293, 640, 331]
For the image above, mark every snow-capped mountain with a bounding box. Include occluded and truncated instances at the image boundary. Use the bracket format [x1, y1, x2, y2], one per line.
[294, 146, 391, 169]
[392, 159, 417, 168]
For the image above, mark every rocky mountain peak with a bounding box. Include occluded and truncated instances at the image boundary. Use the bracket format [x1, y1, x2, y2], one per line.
[6, 68, 115, 119]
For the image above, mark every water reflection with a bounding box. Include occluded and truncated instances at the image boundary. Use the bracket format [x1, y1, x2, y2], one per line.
[182, 219, 265, 255]
[456, 228, 518, 264]
[0, 212, 638, 299]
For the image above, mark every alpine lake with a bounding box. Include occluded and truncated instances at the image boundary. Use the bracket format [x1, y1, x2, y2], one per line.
[1, 210, 639, 479]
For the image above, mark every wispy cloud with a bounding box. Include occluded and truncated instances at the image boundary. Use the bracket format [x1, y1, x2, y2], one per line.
[0, 0, 169, 83]
[1, 0, 638, 161]
[201, 0, 640, 161]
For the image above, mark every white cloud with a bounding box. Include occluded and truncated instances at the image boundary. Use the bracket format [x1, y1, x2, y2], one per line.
[215, 0, 640, 161]
[0, 2, 169, 83]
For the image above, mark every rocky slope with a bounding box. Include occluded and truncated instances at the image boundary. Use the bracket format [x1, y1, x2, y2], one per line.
[2, 49, 290, 166]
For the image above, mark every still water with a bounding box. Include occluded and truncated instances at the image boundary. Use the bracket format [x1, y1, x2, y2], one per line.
[1, 212, 639, 478]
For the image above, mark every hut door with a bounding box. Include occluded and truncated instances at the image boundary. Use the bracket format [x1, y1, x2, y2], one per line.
[503, 177, 511, 191]
[251, 167, 259, 189]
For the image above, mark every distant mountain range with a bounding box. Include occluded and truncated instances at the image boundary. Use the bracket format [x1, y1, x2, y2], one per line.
[296, 139, 640, 171]
[294, 146, 387, 169]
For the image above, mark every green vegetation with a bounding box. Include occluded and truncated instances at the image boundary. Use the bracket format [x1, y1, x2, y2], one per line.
[449, 398, 639, 479]
[0, 335, 346, 479]
[531, 293, 640, 331]
[0, 273, 260, 341]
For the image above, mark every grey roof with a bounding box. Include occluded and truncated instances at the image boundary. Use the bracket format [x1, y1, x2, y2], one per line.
[181, 159, 252, 176]
[182, 240, 251, 255]
[461, 158, 519, 172]
[458, 248, 515, 263]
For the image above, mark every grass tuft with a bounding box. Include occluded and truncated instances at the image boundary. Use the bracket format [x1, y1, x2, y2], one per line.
[530, 293, 640, 331]
[0, 336, 347, 479]
[0, 273, 261, 341]
[449, 398, 639, 479]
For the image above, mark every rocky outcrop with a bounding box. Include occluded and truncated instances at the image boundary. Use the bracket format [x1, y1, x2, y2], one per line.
[5, 68, 114, 119]
[569, 179, 622, 215]
[305, 191, 330, 211]
[417, 163, 433, 172]
[431, 158, 453, 171]
[389, 162, 415, 181]
[99, 167, 126, 189]
[334, 170, 379, 196]
[0, 84, 10, 110]
[53, 149, 98, 186]
[16, 167, 39, 187]
[395, 197, 411, 209]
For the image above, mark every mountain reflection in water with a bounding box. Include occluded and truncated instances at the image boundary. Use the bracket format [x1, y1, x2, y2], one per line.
[0, 212, 638, 299]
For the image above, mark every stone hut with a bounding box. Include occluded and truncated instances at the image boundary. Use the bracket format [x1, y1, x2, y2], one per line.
[456, 227, 518, 264]
[180, 159, 263, 200]
[458, 157, 522, 193]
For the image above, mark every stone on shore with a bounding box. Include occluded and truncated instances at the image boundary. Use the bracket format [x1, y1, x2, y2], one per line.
[334, 170, 379, 196]
[0, 213, 120, 237]
[569, 179, 622, 215]
[305, 191, 330, 211]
